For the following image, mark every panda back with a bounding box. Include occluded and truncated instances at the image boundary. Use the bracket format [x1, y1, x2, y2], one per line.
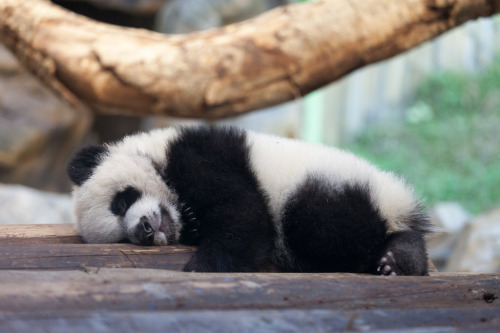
[246, 131, 424, 233]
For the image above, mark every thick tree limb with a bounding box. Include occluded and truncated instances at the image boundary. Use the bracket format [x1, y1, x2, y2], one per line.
[0, 0, 499, 119]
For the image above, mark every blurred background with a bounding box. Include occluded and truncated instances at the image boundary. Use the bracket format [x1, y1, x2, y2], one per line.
[1, 0, 499, 273]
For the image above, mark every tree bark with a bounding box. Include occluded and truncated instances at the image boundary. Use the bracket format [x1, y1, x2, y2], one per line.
[0, 0, 499, 119]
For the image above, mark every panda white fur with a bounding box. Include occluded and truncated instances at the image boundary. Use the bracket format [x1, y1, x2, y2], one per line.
[67, 126, 431, 274]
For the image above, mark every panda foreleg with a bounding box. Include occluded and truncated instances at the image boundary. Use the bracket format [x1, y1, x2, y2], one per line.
[182, 198, 275, 273]
[183, 240, 238, 272]
[183, 232, 274, 273]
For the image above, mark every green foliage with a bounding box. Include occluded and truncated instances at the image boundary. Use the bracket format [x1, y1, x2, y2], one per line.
[345, 57, 500, 213]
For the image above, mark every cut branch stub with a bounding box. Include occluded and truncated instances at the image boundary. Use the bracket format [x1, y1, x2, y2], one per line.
[0, 0, 499, 119]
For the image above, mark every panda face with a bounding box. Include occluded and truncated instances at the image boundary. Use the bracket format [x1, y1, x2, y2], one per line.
[121, 195, 160, 245]
[67, 144, 182, 245]
[111, 189, 181, 246]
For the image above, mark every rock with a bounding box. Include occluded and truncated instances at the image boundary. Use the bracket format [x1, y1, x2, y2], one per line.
[430, 202, 471, 233]
[426, 202, 471, 271]
[0, 45, 19, 75]
[0, 184, 73, 225]
[156, 0, 288, 34]
[445, 208, 500, 273]
[0, 44, 91, 192]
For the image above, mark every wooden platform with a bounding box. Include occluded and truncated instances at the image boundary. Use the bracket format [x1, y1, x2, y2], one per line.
[0, 224, 499, 332]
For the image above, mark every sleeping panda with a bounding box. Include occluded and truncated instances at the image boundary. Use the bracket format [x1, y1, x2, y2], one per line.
[67, 126, 431, 275]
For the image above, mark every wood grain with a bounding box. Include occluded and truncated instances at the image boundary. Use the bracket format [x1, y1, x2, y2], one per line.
[0, 224, 437, 272]
[0, 224, 82, 245]
[0, 243, 193, 270]
[0, 269, 498, 314]
[0, 223, 498, 331]
[0, 307, 499, 332]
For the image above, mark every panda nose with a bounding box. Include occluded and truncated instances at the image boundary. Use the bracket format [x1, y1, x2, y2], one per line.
[136, 216, 155, 245]
[142, 221, 153, 234]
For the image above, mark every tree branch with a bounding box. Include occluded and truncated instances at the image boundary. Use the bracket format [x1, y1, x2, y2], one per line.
[0, 0, 499, 119]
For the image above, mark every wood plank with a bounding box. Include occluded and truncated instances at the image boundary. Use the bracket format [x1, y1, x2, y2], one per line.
[0, 308, 499, 332]
[0, 244, 193, 270]
[0, 224, 493, 331]
[0, 224, 82, 244]
[0, 224, 438, 272]
[0, 269, 498, 314]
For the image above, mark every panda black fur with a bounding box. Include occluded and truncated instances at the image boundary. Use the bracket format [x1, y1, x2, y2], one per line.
[67, 126, 431, 275]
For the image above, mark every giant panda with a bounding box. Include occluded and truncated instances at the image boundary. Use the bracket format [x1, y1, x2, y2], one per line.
[67, 126, 431, 275]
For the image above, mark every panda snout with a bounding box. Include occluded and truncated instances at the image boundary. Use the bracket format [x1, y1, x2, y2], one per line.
[135, 215, 157, 245]
[141, 217, 154, 236]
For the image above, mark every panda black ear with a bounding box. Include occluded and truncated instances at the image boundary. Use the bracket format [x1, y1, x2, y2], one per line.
[67, 145, 108, 186]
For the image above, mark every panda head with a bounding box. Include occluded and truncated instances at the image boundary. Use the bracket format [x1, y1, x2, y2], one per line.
[67, 144, 181, 246]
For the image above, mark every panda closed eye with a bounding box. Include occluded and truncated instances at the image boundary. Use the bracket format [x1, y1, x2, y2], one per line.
[110, 187, 141, 217]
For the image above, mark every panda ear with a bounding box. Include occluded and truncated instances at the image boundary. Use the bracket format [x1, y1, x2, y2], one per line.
[67, 145, 108, 186]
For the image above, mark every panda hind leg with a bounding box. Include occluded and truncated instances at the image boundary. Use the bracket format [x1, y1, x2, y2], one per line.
[376, 231, 429, 276]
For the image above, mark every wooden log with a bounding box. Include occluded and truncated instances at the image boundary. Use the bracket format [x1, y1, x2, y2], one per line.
[0, 269, 498, 314]
[1, 0, 499, 118]
[0, 224, 438, 272]
[0, 307, 499, 332]
[0, 223, 497, 331]
[0, 224, 82, 245]
[0, 243, 193, 271]
[0, 224, 193, 270]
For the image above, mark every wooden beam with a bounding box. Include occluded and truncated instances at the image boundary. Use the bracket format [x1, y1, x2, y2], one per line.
[0, 224, 437, 272]
[1, 307, 499, 332]
[0, 238, 271, 271]
[0, 223, 498, 330]
[0, 224, 82, 245]
[0, 269, 498, 314]
[0, 243, 193, 270]
[0, 224, 193, 270]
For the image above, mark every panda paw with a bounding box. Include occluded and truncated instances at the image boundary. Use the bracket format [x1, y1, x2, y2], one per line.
[377, 251, 397, 276]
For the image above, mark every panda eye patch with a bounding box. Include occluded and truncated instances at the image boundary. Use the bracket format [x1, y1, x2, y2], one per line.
[110, 186, 141, 216]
